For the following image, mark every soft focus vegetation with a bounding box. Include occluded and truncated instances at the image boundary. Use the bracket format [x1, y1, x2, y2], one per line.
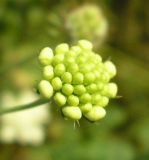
[0, 0, 149, 160]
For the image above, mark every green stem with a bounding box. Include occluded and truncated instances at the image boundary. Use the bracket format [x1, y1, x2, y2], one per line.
[0, 98, 50, 116]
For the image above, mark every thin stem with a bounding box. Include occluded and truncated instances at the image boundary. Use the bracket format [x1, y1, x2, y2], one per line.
[0, 98, 50, 116]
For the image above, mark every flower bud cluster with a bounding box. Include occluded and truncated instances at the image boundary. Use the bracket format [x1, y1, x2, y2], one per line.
[66, 5, 108, 45]
[38, 40, 117, 122]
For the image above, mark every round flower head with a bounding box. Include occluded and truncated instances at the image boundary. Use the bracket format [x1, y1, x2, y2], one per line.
[66, 5, 108, 46]
[38, 40, 118, 122]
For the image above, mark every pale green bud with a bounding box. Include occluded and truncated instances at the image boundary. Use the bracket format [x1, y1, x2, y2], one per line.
[54, 63, 66, 76]
[38, 80, 53, 99]
[86, 61, 95, 70]
[70, 46, 81, 54]
[91, 94, 102, 105]
[62, 106, 82, 120]
[76, 55, 87, 64]
[96, 82, 104, 90]
[43, 65, 54, 80]
[67, 95, 79, 106]
[78, 40, 93, 50]
[38, 47, 53, 65]
[104, 61, 117, 78]
[80, 103, 92, 113]
[55, 43, 69, 55]
[102, 83, 118, 98]
[51, 77, 62, 90]
[84, 106, 106, 121]
[64, 56, 75, 64]
[100, 72, 110, 83]
[61, 72, 72, 83]
[94, 54, 102, 63]
[84, 72, 95, 84]
[67, 63, 79, 74]
[93, 70, 102, 80]
[79, 64, 91, 73]
[86, 83, 97, 93]
[54, 92, 66, 107]
[68, 50, 78, 57]
[52, 54, 64, 66]
[72, 72, 84, 84]
[62, 84, 74, 96]
[80, 93, 91, 103]
[94, 64, 103, 74]
[73, 85, 86, 95]
[98, 96, 109, 107]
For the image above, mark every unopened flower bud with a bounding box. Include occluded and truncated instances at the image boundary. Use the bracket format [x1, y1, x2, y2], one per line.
[62, 106, 82, 120]
[38, 47, 53, 65]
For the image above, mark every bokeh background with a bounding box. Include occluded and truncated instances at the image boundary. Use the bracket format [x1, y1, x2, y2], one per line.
[0, 0, 149, 160]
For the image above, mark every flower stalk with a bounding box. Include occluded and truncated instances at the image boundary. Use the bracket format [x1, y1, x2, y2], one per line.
[0, 98, 49, 116]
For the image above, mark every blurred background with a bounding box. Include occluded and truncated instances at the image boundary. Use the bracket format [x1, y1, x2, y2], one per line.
[0, 0, 149, 160]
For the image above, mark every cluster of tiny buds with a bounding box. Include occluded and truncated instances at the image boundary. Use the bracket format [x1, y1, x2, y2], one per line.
[38, 40, 118, 122]
[66, 5, 108, 45]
